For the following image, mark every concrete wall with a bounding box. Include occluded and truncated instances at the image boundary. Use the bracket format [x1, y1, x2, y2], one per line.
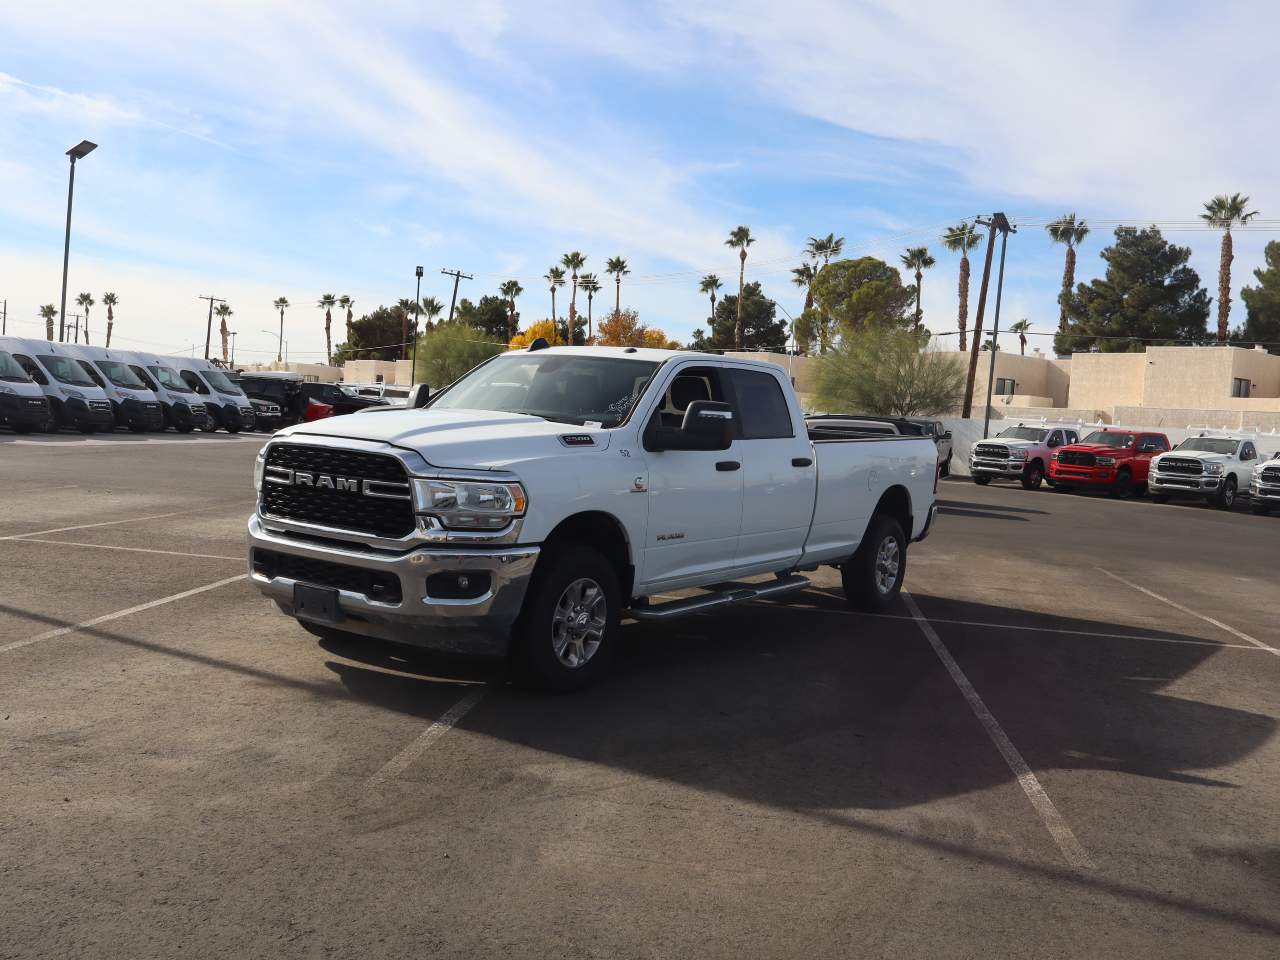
[939, 349, 1071, 409]
[1067, 352, 1147, 411]
[342, 359, 414, 386]
[238, 361, 341, 382]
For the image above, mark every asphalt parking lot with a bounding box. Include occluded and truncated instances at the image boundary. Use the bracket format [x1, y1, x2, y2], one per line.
[2, 432, 1278, 958]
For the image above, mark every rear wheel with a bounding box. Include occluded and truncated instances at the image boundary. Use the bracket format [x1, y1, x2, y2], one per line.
[513, 545, 621, 693]
[1214, 475, 1237, 510]
[842, 514, 906, 612]
[1021, 460, 1045, 490]
[972, 474, 991, 486]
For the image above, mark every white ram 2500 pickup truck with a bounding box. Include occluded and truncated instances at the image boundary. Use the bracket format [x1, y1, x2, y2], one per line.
[247, 346, 939, 690]
[969, 423, 1080, 490]
[1250, 451, 1280, 515]
[1149, 434, 1261, 509]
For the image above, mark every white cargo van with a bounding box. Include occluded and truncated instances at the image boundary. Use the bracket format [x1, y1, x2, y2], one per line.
[63, 344, 165, 432]
[0, 337, 115, 433]
[165, 356, 255, 432]
[124, 351, 211, 433]
[0, 339, 51, 433]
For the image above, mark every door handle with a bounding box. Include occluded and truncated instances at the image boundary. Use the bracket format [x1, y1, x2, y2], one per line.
[791, 457, 812, 467]
[716, 460, 741, 472]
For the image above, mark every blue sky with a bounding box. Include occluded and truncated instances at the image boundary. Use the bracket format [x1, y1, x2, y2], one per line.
[2, 1, 1278, 363]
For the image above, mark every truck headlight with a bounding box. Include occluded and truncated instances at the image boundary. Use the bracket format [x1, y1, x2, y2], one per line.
[63, 389, 85, 400]
[412, 479, 527, 530]
[1202, 462, 1223, 476]
[1007, 448, 1027, 460]
[253, 449, 266, 492]
[0, 384, 15, 396]
[1096, 456, 1116, 466]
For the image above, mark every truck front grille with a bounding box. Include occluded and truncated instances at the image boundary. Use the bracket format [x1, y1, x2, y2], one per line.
[1156, 457, 1202, 476]
[1057, 450, 1096, 467]
[88, 399, 111, 413]
[259, 443, 415, 539]
[1261, 467, 1280, 485]
[973, 443, 1008, 460]
[252, 548, 402, 604]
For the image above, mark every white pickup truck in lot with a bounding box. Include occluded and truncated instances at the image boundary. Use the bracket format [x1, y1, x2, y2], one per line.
[248, 346, 939, 690]
[1149, 434, 1261, 509]
[969, 423, 1081, 490]
[1250, 452, 1280, 514]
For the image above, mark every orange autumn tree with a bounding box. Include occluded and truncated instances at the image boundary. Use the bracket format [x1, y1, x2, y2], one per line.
[595, 309, 680, 349]
[508, 319, 558, 349]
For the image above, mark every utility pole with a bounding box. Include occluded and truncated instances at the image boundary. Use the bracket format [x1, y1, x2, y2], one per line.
[961, 215, 1003, 419]
[2, 299, 7, 335]
[198, 295, 225, 360]
[411, 265, 424, 373]
[440, 268, 472, 323]
[70, 312, 82, 343]
[982, 215, 1016, 439]
[230, 331, 238, 367]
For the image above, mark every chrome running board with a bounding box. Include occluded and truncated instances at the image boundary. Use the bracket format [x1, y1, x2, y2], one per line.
[629, 574, 811, 621]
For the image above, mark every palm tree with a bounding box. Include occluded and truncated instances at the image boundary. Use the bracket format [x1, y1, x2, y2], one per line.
[545, 266, 566, 344]
[214, 303, 234, 363]
[395, 298, 419, 359]
[1046, 214, 1090, 335]
[420, 296, 444, 332]
[941, 222, 982, 352]
[900, 247, 936, 332]
[791, 262, 817, 312]
[982, 337, 1000, 351]
[699, 274, 722, 330]
[725, 226, 755, 349]
[498, 281, 523, 343]
[1200, 193, 1260, 342]
[39, 304, 57, 341]
[316, 293, 337, 364]
[560, 252, 586, 337]
[75, 292, 94, 344]
[1009, 319, 1031, 356]
[805, 232, 845, 269]
[578, 273, 601, 343]
[338, 295, 354, 338]
[605, 256, 629, 314]
[102, 292, 118, 347]
[272, 297, 289, 362]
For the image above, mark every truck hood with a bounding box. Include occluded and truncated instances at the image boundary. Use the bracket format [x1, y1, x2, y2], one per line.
[1062, 443, 1132, 455]
[1159, 451, 1229, 465]
[278, 408, 612, 470]
[987, 438, 1040, 449]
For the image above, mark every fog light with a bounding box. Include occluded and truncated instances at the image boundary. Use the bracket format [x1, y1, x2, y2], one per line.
[425, 571, 491, 600]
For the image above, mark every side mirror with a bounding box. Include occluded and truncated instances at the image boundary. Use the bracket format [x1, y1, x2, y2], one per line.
[1047, 437, 1060, 448]
[645, 400, 735, 451]
[942, 431, 952, 441]
[407, 384, 431, 408]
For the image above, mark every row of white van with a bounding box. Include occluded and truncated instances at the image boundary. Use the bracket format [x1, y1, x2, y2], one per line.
[0, 337, 258, 435]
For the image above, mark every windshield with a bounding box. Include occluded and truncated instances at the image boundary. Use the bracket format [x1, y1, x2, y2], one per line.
[429, 353, 661, 427]
[95, 360, 147, 389]
[39, 355, 97, 387]
[0, 350, 32, 383]
[149, 365, 194, 393]
[1175, 438, 1239, 455]
[1082, 431, 1135, 448]
[202, 369, 243, 395]
[997, 427, 1049, 442]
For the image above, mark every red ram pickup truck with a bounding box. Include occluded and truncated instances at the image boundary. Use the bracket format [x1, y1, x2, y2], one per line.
[1048, 428, 1171, 497]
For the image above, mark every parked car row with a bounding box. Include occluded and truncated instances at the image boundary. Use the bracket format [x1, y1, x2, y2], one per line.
[970, 421, 1280, 515]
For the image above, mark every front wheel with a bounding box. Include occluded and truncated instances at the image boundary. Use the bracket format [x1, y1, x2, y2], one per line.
[1109, 469, 1133, 499]
[513, 545, 621, 693]
[1021, 461, 1045, 490]
[972, 474, 991, 486]
[1214, 476, 1237, 510]
[842, 514, 906, 612]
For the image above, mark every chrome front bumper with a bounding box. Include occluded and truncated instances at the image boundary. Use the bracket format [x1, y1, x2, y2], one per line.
[247, 513, 539, 656]
[1250, 479, 1280, 502]
[1150, 474, 1221, 494]
[969, 456, 1026, 477]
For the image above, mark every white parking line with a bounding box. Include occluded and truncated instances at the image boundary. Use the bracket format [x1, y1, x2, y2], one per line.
[0, 502, 249, 541]
[0, 574, 247, 655]
[1096, 567, 1280, 657]
[363, 688, 487, 796]
[4, 537, 242, 562]
[903, 591, 1095, 870]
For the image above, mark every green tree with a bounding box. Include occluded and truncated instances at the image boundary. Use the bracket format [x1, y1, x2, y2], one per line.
[317, 293, 337, 364]
[453, 295, 511, 343]
[544, 266, 566, 344]
[1238, 240, 1280, 354]
[102, 292, 118, 348]
[75, 292, 94, 344]
[333, 305, 413, 363]
[214, 303, 233, 362]
[560, 251, 586, 336]
[725, 225, 755, 349]
[941, 222, 982, 352]
[1201, 192, 1259, 342]
[498, 280, 523, 343]
[810, 256, 915, 339]
[39, 303, 57, 341]
[272, 297, 289, 362]
[815, 326, 964, 416]
[1046, 214, 1090, 334]
[605, 256, 629, 314]
[1009, 318, 1031, 355]
[420, 296, 444, 331]
[981, 337, 999, 351]
[899, 247, 935, 332]
[1057, 226, 1209, 354]
[578, 273, 601, 342]
[414, 322, 504, 387]
[688, 281, 786, 352]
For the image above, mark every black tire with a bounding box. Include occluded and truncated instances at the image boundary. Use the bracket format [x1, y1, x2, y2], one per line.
[972, 474, 991, 486]
[1214, 475, 1237, 510]
[940, 453, 952, 478]
[225, 420, 242, 434]
[1251, 501, 1270, 516]
[200, 419, 219, 433]
[1151, 494, 1168, 504]
[13, 423, 34, 434]
[1109, 468, 1133, 499]
[841, 514, 906, 613]
[1021, 460, 1045, 490]
[176, 423, 194, 434]
[513, 545, 621, 693]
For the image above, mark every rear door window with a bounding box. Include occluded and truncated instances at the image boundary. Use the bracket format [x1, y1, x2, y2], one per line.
[728, 369, 794, 440]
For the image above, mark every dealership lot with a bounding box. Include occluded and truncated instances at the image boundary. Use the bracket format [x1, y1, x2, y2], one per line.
[2, 439, 1278, 958]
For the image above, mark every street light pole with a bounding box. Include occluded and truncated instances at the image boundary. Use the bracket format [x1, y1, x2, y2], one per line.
[198, 295, 225, 360]
[58, 140, 97, 343]
[412, 266, 423, 383]
[230, 331, 238, 367]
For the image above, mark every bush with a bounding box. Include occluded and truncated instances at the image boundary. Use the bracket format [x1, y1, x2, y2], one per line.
[414, 323, 504, 388]
[815, 327, 964, 416]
